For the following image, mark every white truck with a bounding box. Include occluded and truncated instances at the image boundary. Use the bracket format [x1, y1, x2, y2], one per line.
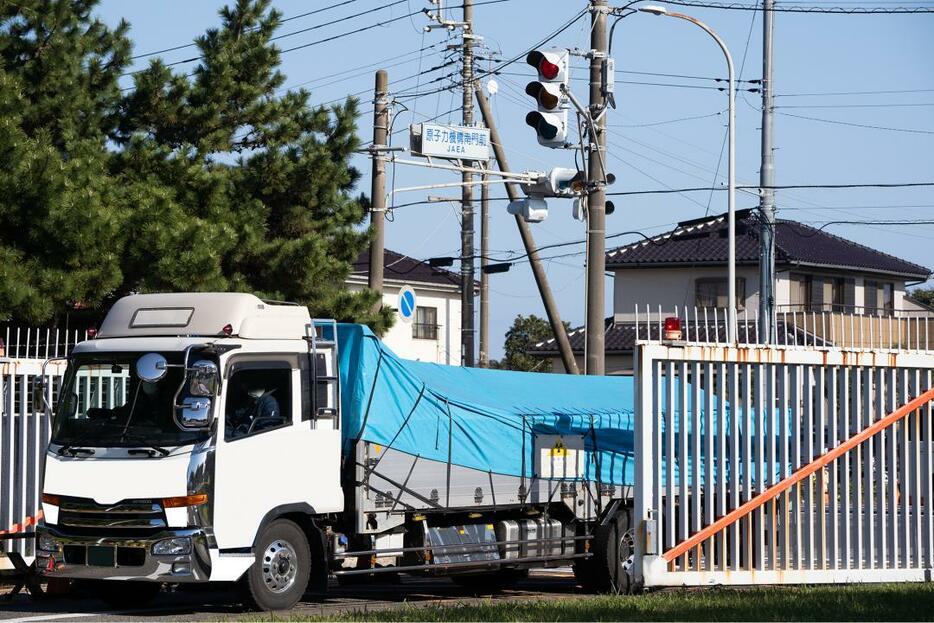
[35, 293, 634, 610]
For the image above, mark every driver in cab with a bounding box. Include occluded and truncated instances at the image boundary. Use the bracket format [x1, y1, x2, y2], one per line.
[227, 378, 282, 439]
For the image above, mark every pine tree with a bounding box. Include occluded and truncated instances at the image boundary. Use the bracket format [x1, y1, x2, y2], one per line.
[116, 0, 393, 331]
[0, 0, 131, 323]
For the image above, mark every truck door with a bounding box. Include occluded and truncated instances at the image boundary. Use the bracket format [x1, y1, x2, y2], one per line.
[213, 354, 343, 549]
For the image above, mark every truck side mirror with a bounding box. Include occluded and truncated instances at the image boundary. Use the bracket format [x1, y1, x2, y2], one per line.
[188, 360, 219, 396]
[179, 397, 213, 429]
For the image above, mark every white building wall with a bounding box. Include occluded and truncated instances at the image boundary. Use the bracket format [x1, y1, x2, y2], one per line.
[613, 266, 760, 320]
[346, 281, 462, 365]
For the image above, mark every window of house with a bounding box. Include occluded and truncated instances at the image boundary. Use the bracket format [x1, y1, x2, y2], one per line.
[882, 283, 895, 315]
[694, 278, 745, 310]
[790, 273, 814, 310]
[224, 364, 292, 441]
[413, 306, 439, 340]
[865, 280, 879, 314]
[831, 277, 846, 311]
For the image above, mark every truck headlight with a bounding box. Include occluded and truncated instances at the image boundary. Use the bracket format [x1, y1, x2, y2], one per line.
[37, 532, 60, 552]
[152, 537, 191, 556]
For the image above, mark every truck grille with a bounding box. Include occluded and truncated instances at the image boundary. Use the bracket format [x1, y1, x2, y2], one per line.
[57, 497, 167, 537]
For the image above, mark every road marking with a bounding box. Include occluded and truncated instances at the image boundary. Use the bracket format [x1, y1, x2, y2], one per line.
[5, 613, 105, 623]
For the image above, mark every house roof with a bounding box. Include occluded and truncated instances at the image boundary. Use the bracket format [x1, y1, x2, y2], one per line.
[606, 210, 931, 279]
[352, 249, 465, 289]
[528, 317, 825, 356]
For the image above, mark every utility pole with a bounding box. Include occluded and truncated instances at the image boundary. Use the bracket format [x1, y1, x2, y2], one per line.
[461, 0, 476, 366]
[368, 69, 389, 309]
[479, 168, 490, 367]
[586, 0, 609, 375]
[757, 0, 776, 343]
[475, 88, 581, 374]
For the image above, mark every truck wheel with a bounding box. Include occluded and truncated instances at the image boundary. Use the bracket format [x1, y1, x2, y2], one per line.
[451, 568, 528, 592]
[90, 580, 161, 608]
[590, 509, 633, 594]
[241, 519, 311, 611]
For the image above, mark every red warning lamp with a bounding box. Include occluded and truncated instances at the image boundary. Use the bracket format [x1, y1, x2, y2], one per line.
[86, 328, 97, 339]
[222, 323, 233, 336]
[539, 57, 560, 80]
[663, 317, 682, 341]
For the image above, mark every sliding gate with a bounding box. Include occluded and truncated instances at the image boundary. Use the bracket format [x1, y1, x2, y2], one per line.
[633, 343, 934, 587]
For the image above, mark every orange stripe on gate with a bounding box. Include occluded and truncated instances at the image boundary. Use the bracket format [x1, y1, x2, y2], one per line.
[662, 387, 934, 563]
[0, 509, 44, 536]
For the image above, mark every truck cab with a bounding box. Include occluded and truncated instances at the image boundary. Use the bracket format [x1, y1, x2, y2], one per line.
[37, 293, 343, 610]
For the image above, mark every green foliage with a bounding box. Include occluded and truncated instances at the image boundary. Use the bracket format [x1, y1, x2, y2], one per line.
[492, 314, 568, 372]
[285, 583, 934, 622]
[0, 0, 392, 332]
[0, 0, 130, 322]
[908, 286, 934, 308]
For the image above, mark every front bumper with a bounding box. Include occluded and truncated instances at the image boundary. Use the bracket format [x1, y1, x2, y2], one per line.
[36, 525, 212, 583]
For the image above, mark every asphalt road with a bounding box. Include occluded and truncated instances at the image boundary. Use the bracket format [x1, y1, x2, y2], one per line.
[0, 568, 580, 622]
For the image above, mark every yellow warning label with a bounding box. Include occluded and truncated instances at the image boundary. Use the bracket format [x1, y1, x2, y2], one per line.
[372, 444, 382, 454]
[550, 440, 567, 457]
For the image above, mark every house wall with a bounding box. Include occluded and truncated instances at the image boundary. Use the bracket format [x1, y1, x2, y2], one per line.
[346, 281, 462, 365]
[775, 270, 915, 314]
[543, 354, 632, 375]
[613, 266, 918, 320]
[613, 266, 761, 320]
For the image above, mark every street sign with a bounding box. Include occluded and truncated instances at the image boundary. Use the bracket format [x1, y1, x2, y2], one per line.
[410, 123, 490, 161]
[398, 285, 416, 323]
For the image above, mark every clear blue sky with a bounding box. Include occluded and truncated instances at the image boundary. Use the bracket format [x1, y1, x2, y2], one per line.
[96, 0, 934, 359]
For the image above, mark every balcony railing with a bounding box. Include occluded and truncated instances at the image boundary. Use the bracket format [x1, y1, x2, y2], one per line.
[632, 304, 934, 352]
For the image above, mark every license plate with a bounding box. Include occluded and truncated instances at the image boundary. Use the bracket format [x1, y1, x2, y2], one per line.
[87, 546, 115, 567]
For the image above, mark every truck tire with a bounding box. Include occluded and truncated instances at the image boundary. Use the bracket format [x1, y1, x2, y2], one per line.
[241, 519, 311, 611]
[89, 580, 161, 608]
[590, 509, 633, 594]
[451, 568, 528, 592]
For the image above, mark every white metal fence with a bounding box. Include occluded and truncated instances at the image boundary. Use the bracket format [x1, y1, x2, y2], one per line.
[1, 359, 66, 562]
[633, 342, 934, 587]
[633, 305, 934, 352]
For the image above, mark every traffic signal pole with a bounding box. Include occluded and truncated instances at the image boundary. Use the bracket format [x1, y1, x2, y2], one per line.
[475, 87, 581, 375]
[585, 0, 609, 375]
[368, 69, 389, 309]
[461, 0, 476, 367]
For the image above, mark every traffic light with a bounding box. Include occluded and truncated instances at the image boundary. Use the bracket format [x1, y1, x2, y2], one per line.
[524, 167, 586, 198]
[525, 48, 569, 148]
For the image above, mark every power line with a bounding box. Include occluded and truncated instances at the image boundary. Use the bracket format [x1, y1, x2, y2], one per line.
[778, 111, 934, 135]
[776, 88, 934, 97]
[129, 0, 368, 60]
[656, 0, 934, 13]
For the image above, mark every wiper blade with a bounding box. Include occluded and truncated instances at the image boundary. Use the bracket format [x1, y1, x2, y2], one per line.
[127, 445, 170, 457]
[122, 436, 170, 457]
[57, 446, 95, 456]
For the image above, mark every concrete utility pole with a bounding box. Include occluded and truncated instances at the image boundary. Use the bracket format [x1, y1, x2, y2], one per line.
[368, 69, 389, 308]
[586, 0, 609, 375]
[479, 169, 490, 367]
[461, 0, 476, 366]
[475, 88, 581, 375]
[757, 0, 776, 343]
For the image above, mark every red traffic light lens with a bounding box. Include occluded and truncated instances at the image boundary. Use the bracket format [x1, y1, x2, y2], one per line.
[539, 58, 560, 80]
[525, 82, 559, 110]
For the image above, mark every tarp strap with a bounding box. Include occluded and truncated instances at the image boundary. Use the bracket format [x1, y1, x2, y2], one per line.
[368, 383, 427, 476]
[445, 398, 453, 507]
[589, 415, 604, 517]
[356, 348, 385, 442]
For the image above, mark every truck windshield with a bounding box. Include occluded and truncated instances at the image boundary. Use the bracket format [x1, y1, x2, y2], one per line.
[50, 352, 210, 448]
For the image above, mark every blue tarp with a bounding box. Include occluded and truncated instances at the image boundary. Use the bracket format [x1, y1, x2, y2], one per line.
[337, 324, 637, 485]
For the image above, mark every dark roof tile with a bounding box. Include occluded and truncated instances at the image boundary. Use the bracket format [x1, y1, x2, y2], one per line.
[606, 211, 930, 278]
[353, 249, 467, 289]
